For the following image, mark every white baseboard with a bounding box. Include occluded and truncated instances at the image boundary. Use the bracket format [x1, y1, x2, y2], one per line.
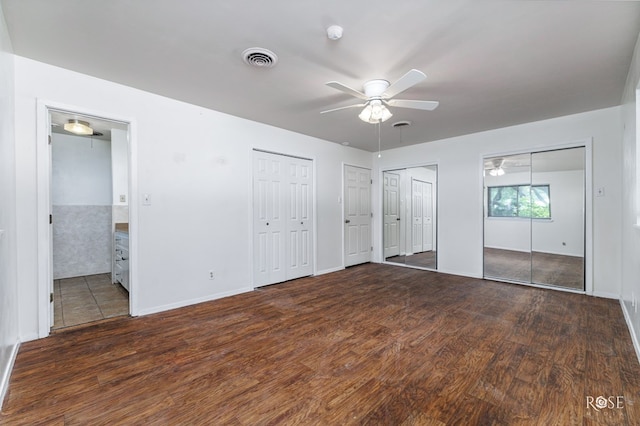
[620, 299, 640, 366]
[0, 339, 20, 410]
[592, 291, 620, 300]
[137, 287, 253, 316]
[315, 266, 344, 276]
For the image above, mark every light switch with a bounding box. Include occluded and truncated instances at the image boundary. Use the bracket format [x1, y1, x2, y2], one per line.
[119, 194, 126, 203]
[143, 194, 151, 205]
[596, 187, 605, 197]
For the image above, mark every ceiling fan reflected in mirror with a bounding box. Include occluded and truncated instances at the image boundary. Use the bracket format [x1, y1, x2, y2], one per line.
[321, 69, 439, 124]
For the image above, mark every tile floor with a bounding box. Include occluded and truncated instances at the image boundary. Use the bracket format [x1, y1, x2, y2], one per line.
[53, 273, 129, 330]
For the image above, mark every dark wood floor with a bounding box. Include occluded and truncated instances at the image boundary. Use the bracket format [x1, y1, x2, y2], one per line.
[484, 248, 584, 290]
[2, 264, 638, 425]
[386, 251, 437, 269]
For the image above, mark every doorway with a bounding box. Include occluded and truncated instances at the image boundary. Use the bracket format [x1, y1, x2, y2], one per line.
[252, 150, 314, 287]
[46, 108, 132, 331]
[383, 165, 438, 270]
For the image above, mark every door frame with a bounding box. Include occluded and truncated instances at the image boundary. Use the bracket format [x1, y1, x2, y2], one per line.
[342, 163, 372, 267]
[250, 148, 317, 288]
[380, 161, 439, 270]
[480, 138, 593, 295]
[36, 99, 138, 338]
[383, 170, 401, 258]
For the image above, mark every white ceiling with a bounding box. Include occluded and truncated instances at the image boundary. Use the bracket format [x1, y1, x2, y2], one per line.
[3, 0, 640, 152]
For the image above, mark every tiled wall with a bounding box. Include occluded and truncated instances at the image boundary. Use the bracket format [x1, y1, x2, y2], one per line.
[52, 205, 112, 279]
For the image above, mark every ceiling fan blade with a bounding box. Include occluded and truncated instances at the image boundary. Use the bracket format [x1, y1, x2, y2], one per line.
[387, 99, 439, 111]
[325, 81, 368, 100]
[320, 103, 367, 114]
[384, 69, 427, 99]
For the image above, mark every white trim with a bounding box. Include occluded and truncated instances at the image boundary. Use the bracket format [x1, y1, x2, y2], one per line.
[0, 340, 20, 410]
[136, 287, 253, 316]
[592, 291, 620, 300]
[315, 266, 345, 276]
[621, 299, 640, 365]
[36, 99, 138, 337]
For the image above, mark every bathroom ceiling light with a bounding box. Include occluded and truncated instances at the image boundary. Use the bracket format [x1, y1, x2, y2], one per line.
[64, 119, 93, 136]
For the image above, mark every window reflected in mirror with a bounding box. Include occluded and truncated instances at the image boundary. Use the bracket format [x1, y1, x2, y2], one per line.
[383, 165, 437, 270]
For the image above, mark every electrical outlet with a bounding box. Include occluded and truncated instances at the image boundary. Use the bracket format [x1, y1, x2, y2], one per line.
[208, 270, 215, 280]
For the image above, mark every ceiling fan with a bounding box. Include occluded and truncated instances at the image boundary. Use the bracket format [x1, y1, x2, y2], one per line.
[321, 69, 439, 124]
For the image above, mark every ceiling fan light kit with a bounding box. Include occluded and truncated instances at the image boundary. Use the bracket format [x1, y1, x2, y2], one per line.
[358, 100, 392, 123]
[322, 69, 439, 126]
[488, 158, 506, 176]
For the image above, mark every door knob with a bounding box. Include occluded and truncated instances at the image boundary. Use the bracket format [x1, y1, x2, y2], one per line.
[266, 222, 269, 226]
[396, 218, 401, 221]
[345, 219, 351, 223]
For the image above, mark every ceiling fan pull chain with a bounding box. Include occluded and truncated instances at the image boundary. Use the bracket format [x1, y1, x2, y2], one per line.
[378, 121, 382, 158]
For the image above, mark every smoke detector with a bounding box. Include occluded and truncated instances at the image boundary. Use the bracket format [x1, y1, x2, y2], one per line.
[327, 25, 343, 41]
[242, 48, 278, 68]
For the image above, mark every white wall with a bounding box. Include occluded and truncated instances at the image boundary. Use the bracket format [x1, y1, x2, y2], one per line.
[52, 133, 112, 205]
[373, 106, 622, 298]
[0, 3, 18, 408]
[14, 57, 371, 339]
[620, 30, 640, 358]
[111, 128, 128, 206]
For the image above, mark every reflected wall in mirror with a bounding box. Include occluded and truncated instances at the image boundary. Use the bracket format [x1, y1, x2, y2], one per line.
[483, 147, 585, 291]
[383, 165, 437, 270]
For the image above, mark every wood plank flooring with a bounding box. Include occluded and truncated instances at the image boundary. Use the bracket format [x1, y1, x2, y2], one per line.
[484, 248, 584, 290]
[2, 263, 639, 425]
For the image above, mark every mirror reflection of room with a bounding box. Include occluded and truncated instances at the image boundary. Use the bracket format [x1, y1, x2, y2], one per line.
[384, 165, 437, 270]
[483, 147, 585, 290]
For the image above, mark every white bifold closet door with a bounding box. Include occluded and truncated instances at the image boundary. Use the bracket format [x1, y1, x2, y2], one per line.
[411, 179, 433, 254]
[253, 151, 313, 287]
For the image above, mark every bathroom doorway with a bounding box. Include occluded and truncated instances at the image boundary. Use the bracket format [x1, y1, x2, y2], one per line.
[48, 109, 131, 330]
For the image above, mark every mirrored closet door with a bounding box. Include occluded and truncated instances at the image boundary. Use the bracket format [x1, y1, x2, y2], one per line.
[383, 165, 437, 270]
[483, 147, 585, 291]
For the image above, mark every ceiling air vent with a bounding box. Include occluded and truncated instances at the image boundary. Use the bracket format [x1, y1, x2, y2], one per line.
[392, 120, 412, 128]
[242, 48, 278, 68]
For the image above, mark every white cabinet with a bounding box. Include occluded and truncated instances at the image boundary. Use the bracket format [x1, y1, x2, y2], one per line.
[113, 229, 130, 291]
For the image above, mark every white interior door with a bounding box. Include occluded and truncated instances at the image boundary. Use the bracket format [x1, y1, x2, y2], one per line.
[253, 151, 313, 286]
[383, 172, 400, 258]
[253, 152, 286, 286]
[412, 179, 424, 254]
[423, 181, 433, 251]
[344, 165, 371, 267]
[285, 159, 313, 280]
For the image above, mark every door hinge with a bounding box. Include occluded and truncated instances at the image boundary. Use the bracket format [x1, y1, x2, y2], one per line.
[370, 212, 373, 218]
[49, 214, 53, 224]
[48, 135, 52, 145]
[50, 292, 53, 303]
[370, 179, 373, 184]
[371, 246, 373, 251]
